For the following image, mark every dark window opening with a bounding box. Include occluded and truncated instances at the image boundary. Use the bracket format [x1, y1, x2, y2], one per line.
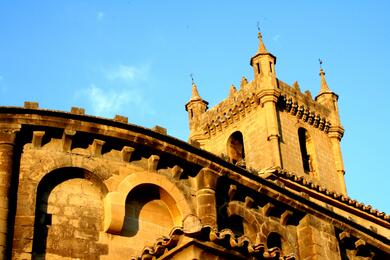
[267, 232, 282, 249]
[227, 131, 245, 166]
[298, 128, 313, 173]
[227, 215, 244, 236]
[190, 109, 193, 118]
[256, 63, 261, 74]
[269, 61, 273, 73]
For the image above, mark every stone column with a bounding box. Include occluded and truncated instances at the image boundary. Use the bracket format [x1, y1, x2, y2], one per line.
[0, 125, 19, 258]
[328, 128, 347, 195]
[195, 168, 218, 228]
[261, 92, 282, 168]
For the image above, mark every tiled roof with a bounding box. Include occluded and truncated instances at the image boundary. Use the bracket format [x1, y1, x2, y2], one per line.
[133, 225, 296, 260]
[273, 169, 389, 223]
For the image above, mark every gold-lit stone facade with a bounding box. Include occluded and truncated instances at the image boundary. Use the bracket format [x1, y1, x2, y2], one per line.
[0, 32, 388, 259]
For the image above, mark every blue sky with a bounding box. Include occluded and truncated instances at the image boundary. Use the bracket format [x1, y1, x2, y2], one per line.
[1, 1, 389, 213]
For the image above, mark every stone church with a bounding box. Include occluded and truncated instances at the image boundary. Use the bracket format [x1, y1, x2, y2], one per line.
[0, 32, 388, 259]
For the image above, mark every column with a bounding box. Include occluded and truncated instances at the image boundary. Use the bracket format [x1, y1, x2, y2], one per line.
[195, 168, 218, 228]
[262, 92, 282, 168]
[329, 129, 347, 195]
[0, 125, 19, 258]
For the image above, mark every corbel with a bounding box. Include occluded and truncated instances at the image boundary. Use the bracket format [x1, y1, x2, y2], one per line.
[62, 129, 76, 152]
[244, 196, 254, 209]
[91, 139, 105, 156]
[280, 210, 293, 225]
[262, 202, 275, 217]
[121, 146, 134, 162]
[171, 165, 184, 180]
[148, 155, 160, 171]
[32, 131, 45, 148]
[228, 184, 237, 201]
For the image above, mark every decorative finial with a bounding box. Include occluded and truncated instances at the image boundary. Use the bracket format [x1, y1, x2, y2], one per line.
[318, 60, 331, 94]
[256, 22, 268, 54]
[240, 76, 248, 88]
[190, 73, 195, 84]
[257, 21, 262, 39]
[229, 84, 237, 96]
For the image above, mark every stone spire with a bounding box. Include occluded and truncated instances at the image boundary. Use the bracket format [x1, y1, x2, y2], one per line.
[318, 68, 332, 94]
[250, 30, 277, 87]
[257, 31, 269, 54]
[190, 82, 202, 101]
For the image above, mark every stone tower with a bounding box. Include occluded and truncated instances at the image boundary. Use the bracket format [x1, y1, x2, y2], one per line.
[186, 32, 347, 194]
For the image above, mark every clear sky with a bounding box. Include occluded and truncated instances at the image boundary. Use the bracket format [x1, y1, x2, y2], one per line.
[1, 1, 389, 213]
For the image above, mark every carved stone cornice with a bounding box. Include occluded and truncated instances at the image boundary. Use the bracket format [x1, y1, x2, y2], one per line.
[278, 95, 331, 133]
[202, 93, 259, 137]
[258, 89, 281, 104]
[328, 126, 345, 140]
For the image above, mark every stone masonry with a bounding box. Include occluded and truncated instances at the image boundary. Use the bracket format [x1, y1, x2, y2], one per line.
[0, 31, 388, 259]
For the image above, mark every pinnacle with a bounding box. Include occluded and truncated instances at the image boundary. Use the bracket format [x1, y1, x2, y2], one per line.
[190, 82, 202, 101]
[257, 31, 269, 54]
[229, 84, 237, 96]
[319, 68, 332, 94]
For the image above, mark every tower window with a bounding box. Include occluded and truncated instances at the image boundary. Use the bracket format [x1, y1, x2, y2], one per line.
[190, 109, 193, 118]
[227, 131, 245, 166]
[298, 128, 315, 173]
[269, 61, 273, 73]
[256, 63, 261, 74]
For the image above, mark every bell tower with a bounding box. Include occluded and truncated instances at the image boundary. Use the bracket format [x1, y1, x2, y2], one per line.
[185, 32, 347, 194]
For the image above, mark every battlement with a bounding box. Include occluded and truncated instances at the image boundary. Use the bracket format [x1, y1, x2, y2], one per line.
[198, 78, 333, 138]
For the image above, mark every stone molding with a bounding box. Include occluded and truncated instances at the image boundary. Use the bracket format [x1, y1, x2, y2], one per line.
[278, 95, 332, 133]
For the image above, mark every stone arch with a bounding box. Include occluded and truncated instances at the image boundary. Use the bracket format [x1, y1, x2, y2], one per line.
[14, 152, 112, 258]
[104, 172, 192, 234]
[227, 202, 260, 242]
[227, 131, 245, 165]
[259, 220, 294, 253]
[31, 167, 108, 259]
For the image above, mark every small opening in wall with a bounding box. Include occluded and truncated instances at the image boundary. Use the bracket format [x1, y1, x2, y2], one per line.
[298, 128, 315, 173]
[256, 63, 261, 74]
[227, 131, 245, 166]
[269, 61, 273, 73]
[190, 109, 193, 118]
[267, 232, 282, 250]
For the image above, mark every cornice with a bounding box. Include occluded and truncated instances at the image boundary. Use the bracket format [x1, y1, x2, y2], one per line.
[278, 95, 332, 133]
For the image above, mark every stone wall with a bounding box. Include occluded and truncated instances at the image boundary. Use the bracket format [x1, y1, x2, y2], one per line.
[0, 108, 387, 259]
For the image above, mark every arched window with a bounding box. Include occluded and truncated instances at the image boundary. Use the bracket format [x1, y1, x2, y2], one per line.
[298, 128, 315, 173]
[227, 131, 245, 166]
[267, 232, 282, 249]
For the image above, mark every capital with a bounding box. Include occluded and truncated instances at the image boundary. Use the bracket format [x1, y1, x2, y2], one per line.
[0, 124, 21, 145]
[258, 89, 281, 104]
[195, 168, 219, 190]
